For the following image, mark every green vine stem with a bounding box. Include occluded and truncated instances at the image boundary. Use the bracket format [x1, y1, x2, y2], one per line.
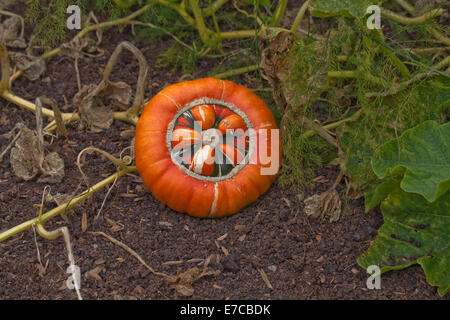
[429, 28, 450, 46]
[189, 0, 217, 48]
[220, 29, 260, 39]
[401, 47, 450, 55]
[365, 55, 450, 98]
[291, 0, 310, 34]
[270, 0, 288, 27]
[300, 107, 365, 139]
[203, 0, 228, 17]
[212, 64, 260, 78]
[381, 8, 444, 25]
[375, 29, 411, 78]
[152, 0, 195, 26]
[0, 166, 136, 243]
[393, 0, 415, 15]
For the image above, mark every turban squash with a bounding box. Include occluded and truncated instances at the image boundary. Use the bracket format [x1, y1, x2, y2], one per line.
[135, 78, 281, 218]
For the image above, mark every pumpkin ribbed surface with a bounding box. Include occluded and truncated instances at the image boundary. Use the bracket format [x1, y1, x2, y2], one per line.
[135, 78, 281, 218]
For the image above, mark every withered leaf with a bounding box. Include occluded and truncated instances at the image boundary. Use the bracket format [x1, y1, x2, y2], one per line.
[85, 266, 105, 281]
[37, 152, 64, 183]
[260, 31, 295, 113]
[9, 52, 46, 81]
[10, 126, 40, 180]
[60, 37, 100, 59]
[10, 125, 64, 183]
[0, 16, 26, 48]
[304, 189, 342, 222]
[166, 267, 220, 297]
[74, 80, 131, 132]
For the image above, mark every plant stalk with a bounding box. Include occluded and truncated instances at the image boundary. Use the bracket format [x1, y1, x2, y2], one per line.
[0, 166, 136, 243]
[381, 8, 444, 25]
[291, 0, 310, 34]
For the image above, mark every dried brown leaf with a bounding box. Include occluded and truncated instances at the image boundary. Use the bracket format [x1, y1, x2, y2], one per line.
[74, 80, 131, 132]
[60, 37, 100, 59]
[304, 189, 342, 222]
[10, 126, 40, 180]
[85, 266, 105, 281]
[10, 125, 64, 183]
[0, 16, 26, 48]
[9, 52, 45, 81]
[260, 31, 295, 113]
[37, 152, 64, 183]
[166, 266, 220, 297]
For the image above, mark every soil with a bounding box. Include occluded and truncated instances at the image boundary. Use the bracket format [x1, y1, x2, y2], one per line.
[0, 4, 448, 300]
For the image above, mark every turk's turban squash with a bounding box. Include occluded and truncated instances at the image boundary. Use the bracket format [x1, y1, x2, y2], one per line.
[135, 78, 281, 218]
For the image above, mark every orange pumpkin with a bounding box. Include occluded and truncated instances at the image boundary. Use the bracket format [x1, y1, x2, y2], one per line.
[135, 78, 281, 218]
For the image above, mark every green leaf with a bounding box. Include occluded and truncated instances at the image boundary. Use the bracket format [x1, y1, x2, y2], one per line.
[364, 170, 403, 212]
[358, 188, 450, 296]
[372, 121, 450, 202]
[309, 0, 383, 19]
[239, 0, 271, 7]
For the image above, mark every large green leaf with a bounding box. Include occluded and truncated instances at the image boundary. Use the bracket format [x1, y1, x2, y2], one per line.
[310, 0, 383, 19]
[372, 121, 450, 202]
[358, 188, 450, 296]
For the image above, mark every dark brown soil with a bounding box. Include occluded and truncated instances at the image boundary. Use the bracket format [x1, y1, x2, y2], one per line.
[0, 5, 447, 301]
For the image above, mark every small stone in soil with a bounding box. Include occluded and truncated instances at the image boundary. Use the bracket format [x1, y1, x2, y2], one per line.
[268, 265, 277, 272]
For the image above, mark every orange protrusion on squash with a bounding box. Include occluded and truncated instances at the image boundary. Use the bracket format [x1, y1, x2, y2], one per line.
[217, 114, 247, 134]
[191, 104, 216, 130]
[189, 145, 215, 176]
[171, 127, 201, 149]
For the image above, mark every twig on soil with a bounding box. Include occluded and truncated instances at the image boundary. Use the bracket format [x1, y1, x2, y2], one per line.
[32, 224, 42, 267]
[0, 123, 23, 162]
[89, 231, 169, 279]
[258, 268, 273, 290]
